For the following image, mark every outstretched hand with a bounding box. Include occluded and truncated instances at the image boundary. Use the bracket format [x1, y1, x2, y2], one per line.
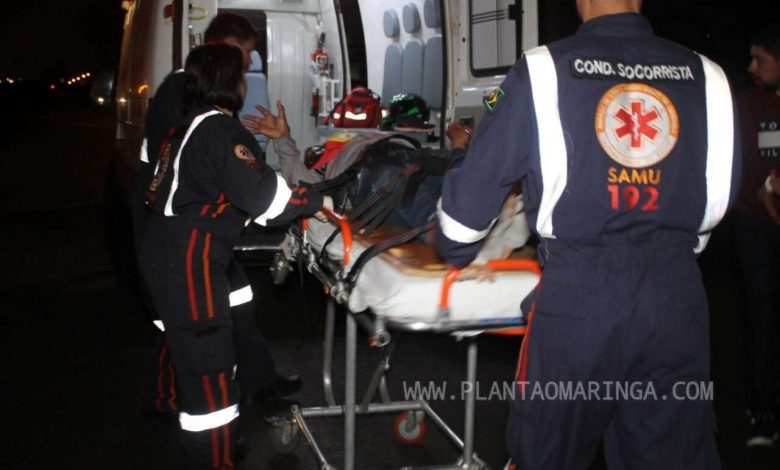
[446, 122, 474, 149]
[241, 101, 291, 139]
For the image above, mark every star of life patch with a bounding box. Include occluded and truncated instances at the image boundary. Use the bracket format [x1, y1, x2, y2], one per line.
[234, 144, 259, 168]
[483, 87, 505, 112]
[595, 83, 679, 168]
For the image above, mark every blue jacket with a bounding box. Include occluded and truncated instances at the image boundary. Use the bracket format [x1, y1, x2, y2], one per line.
[436, 13, 740, 267]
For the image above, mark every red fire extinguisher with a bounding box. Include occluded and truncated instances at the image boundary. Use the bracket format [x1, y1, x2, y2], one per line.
[311, 33, 329, 119]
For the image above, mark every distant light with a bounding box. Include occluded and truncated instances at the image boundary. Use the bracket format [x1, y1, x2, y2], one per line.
[97, 97, 105, 105]
[81, 73, 87, 78]
[7, 78, 14, 84]
[118, 97, 128, 104]
[49, 84, 56, 90]
[137, 84, 149, 94]
[85, 72, 91, 77]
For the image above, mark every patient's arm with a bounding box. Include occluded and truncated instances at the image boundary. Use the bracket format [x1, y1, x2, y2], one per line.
[455, 194, 530, 283]
[472, 194, 529, 264]
[243, 101, 323, 186]
[274, 136, 323, 185]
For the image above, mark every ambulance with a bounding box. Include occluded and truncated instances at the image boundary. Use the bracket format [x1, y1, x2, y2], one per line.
[113, 0, 583, 198]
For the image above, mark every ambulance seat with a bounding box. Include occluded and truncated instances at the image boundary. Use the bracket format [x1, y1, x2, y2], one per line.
[401, 39, 424, 98]
[422, 36, 443, 110]
[382, 9, 403, 107]
[240, 50, 271, 151]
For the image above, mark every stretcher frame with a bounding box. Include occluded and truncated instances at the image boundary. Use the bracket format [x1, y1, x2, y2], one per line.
[271, 209, 539, 470]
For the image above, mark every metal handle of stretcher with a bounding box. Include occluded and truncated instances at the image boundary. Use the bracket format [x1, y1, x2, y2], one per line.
[318, 207, 353, 266]
[440, 259, 541, 334]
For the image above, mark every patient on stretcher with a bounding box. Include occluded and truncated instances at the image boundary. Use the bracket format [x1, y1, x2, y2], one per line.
[243, 102, 532, 277]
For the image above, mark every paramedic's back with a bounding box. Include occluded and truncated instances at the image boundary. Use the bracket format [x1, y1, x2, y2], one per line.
[435, 0, 740, 468]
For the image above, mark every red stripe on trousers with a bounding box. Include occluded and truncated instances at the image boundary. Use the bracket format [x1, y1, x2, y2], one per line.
[155, 342, 168, 412]
[212, 203, 230, 218]
[202, 376, 220, 468]
[186, 229, 200, 321]
[200, 204, 211, 216]
[167, 359, 177, 410]
[218, 372, 233, 466]
[515, 281, 542, 394]
[202, 233, 214, 318]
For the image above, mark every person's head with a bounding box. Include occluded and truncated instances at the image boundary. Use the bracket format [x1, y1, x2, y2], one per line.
[183, 44, 246, 114]
[204, 12, 259, 72]
[748, 26, 780, 90]
[576, 0, 642, 23]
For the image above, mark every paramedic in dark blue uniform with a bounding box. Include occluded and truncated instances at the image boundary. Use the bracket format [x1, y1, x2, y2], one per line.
[138, 44, 326, 469]
[135, 13, 302, 417]
[435, 0, 740, 468]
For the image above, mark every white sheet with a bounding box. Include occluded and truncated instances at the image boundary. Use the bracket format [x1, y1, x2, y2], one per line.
[306, 220, 540, 324]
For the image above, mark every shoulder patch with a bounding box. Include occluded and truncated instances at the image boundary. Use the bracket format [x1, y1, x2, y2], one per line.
[483, 87, 505, 112]
[234, 144, 259, 168]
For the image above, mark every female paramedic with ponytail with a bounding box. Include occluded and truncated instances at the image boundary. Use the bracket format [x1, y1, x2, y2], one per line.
[138, 43, 329, 469]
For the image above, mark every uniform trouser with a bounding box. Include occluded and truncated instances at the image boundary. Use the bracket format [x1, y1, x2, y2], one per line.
[143, 262, 279, 413]
[134, 173, 279, 413]
[734, 212, 780, 414]
[506, 238, 720, 470]
[141, 221, 246, 469]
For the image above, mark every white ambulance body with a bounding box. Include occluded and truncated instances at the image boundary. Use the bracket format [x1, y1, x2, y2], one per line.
[115, 0, 543, 196]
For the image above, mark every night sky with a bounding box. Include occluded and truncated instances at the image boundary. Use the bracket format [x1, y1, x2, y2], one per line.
[0, 0, 124, 80]
[0, 0, 777, 87]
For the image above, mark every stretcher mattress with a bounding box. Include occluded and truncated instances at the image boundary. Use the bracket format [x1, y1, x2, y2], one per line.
[306, 219, 540, 324]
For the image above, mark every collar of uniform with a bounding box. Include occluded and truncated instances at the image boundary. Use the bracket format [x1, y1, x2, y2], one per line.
[577, 12, 654, 38]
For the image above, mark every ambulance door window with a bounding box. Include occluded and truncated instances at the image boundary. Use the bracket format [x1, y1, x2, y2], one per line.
[469, 0, 519, 77]
[219, 9, 268, 75]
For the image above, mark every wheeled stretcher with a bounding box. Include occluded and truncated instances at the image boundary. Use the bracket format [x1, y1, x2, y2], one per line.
[269, 209, 541, 470]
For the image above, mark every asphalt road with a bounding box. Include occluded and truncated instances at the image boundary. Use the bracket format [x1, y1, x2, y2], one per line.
[0, 92, 777, 469]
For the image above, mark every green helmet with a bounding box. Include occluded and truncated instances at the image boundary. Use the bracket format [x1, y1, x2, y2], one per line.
[379, 93, 432, 131]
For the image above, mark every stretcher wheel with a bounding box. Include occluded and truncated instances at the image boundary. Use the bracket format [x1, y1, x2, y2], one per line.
[269, 418, 301, 453]
[393, 411, 427, 445]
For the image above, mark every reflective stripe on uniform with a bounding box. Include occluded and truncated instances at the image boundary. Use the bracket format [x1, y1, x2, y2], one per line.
[164, 110, 223, 217]
[525, 46, 568, 239]
[153, 319, 165, 332]
[437, 199, 495, 244]
[179, 404, 238, 432]
[229, 285, 253, 307]
[695, 54, 735, 254]
[344, 111, 367, 120]
[140, 137, 149, 163]
[253, 173, 293, 226]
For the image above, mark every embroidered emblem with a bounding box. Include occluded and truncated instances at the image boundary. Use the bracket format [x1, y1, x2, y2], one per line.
[595, 83, 679, 168]
[234, 144, 259, 168]
[483, 87, 505, 112]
